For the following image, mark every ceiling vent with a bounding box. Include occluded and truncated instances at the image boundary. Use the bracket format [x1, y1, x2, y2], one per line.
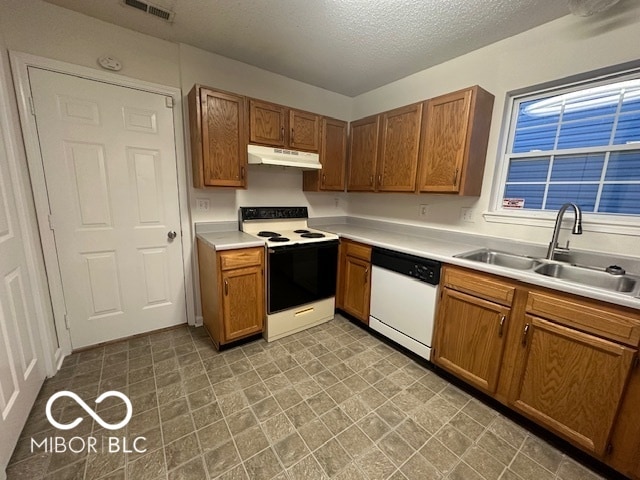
[121, 0, 175, 22]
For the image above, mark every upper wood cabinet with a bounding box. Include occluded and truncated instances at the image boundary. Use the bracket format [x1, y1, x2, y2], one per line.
[290, 109, 321, 151]
[377, 103, 423, 192]
[249, 99, 286, 147]
[249, 99, 320, 152]
[417, 85, 494, 195]
[188, 85, 247, 188]
[347, 115, 380, 191]
[303, 117, 348, 192]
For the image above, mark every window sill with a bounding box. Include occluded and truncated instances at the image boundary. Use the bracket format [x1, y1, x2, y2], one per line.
[483, 211, 640, 236]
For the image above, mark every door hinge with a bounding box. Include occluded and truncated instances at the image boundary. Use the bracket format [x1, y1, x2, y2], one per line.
[48, 214, 55, 230]
[165, 96, 174, 108]
[28, 97, 36, 116]
[63, 313, 70, 330]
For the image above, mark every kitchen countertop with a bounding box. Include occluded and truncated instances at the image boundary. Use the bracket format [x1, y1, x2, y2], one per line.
[317, 223, 640, 311]
[196, 231, 265, 251]
[193, 219, 640, 310]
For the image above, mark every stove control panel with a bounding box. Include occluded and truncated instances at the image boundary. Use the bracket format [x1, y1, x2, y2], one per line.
[240, 206, 308, 221]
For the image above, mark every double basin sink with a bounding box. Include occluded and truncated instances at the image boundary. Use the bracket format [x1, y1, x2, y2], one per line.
[455, 248, 640, 296]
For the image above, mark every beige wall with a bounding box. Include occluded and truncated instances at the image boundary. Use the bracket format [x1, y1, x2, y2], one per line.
[348, 2, 640, 256]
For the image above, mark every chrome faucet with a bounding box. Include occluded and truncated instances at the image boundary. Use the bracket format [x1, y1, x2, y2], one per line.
[546, 203, 583, 260]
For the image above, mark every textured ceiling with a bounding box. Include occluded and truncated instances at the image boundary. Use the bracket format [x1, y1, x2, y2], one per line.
[42, 0, 575, 96]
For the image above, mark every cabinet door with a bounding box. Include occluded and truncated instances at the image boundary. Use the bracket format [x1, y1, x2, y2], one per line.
[320, 117, 348, 190]
[290, 109, 320, 152]
[377, 103, 423, 191]
[303, 117, 347, 192]
[199, 88, 247, 187]
[342, 255, 371, 323]
[509, 315, 635, 456]
[221, 265, 264, 342]
[418, 89, 472, 193]
[434, 288, 510, 394]
[347, 115, 380, 191]
[249, 99, 287, 147]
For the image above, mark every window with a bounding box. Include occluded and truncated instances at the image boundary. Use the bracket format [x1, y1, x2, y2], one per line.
[497, 73, 640, 218]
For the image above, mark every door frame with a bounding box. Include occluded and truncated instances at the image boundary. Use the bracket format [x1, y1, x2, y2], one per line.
[10, 51, 195, 356]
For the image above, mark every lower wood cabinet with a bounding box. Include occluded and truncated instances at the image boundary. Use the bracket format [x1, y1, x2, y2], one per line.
[197, 240, 264, 348]
[337, 239, 371, 324]
[508, 315, 635, 456]
[434, 265, 640, 479]
[434, 288, 510, 394]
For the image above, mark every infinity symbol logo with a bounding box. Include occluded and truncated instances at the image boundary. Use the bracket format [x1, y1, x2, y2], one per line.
[45, 391, 133, 431]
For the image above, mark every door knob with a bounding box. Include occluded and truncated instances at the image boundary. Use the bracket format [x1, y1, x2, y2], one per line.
[168, 231, 177, 240]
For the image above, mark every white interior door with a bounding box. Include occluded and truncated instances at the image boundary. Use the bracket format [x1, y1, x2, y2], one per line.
[0, 90, 45, 474]
[29, 67, 186, 349]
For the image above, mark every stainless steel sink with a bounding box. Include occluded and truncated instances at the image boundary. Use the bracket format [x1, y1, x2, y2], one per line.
[534, 263, 638, 293]
[455, 247, 640, 296]
[455, 249, 541, 270]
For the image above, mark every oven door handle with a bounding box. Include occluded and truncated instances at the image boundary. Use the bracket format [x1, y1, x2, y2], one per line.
[267, 239, 339, 254]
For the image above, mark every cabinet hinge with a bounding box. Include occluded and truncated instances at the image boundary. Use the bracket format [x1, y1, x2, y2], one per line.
[165, 96, 174, 108]
[48, 214, 55, 230]
[63, 313, 70, 330]
[28, 97, 36, 116]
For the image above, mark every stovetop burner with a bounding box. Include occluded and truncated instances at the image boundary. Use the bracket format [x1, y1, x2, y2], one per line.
[269, 237, 290, 242]
[294, 229, 310, 234]
[258, 231, 281, 238]
[300, 232, 325, 238]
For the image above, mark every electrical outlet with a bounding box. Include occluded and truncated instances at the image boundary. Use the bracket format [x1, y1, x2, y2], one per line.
[460, 207, 475, 223]
[334, 197, 340, 208]
[196, 198, 210, 212]
[419, 204, 429, 218]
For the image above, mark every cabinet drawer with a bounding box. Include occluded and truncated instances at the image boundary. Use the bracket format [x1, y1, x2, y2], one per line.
[526, 291, 640, 347]
[344, 241, 372, 261]
[218, 248, 263, 270]
[443, 267, 515, 306]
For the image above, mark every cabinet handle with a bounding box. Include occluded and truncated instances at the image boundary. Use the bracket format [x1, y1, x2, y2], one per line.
[378, 174, 382, 185]
[364, 267, 369, 283]
[224, 279, 229, 296]
[291, 128, 294, 143]
[322, 174, 326, 185]
[453, 167, 459, 185]
[498, 314, 506, 337]
[522, 323, 530, 346]
[281, 127, 285, 140]
[240, 166, 245, 179]
[369, 175, 374, 186]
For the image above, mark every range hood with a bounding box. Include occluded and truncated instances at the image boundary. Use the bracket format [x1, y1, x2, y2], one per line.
[247, 144, 321, 170]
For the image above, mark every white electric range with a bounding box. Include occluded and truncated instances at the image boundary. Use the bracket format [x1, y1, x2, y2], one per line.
[239, 207, 339, 341]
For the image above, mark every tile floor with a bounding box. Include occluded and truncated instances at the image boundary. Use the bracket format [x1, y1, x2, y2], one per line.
[7, 314, 607, 480]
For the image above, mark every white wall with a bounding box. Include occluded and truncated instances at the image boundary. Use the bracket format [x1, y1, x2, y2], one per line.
[349, 2, 640, 256]
[0, 0, 181, 88]
[179, 44, 351, 223]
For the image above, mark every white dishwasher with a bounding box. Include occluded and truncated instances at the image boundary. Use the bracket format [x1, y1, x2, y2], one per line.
[369, 247, 441, 361]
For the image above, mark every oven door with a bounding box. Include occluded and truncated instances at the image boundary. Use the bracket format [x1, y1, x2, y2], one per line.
[268, 240, 338, 314]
